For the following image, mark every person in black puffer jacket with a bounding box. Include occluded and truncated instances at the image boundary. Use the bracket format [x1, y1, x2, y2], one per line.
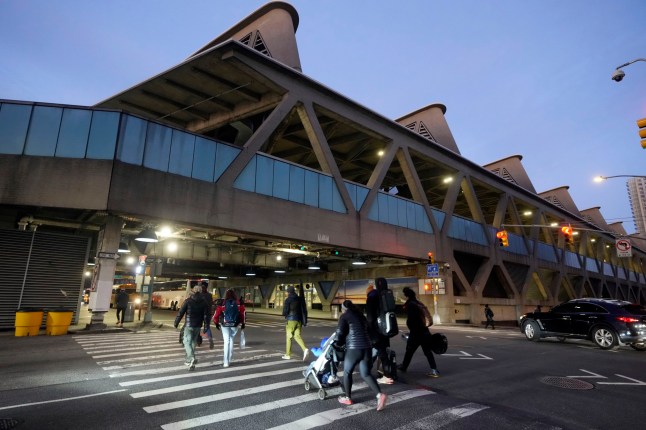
[174, 286, 210, 371]
[335, 300, 387, 411]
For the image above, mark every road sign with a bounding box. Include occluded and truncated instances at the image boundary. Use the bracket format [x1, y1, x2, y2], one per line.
[615, 239, 632, 258]
[97, 251, 118, 259]
[426, 263, 439, 277]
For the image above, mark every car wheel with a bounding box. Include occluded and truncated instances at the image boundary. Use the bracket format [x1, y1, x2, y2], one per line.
[630, 342, 646, 351]
[523, 320, 540, 341]
[556, 336, 566, 343]
[592, 327, 618, 350]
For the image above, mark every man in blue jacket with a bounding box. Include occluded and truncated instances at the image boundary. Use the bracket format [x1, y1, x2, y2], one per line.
[174, 286, 210, 371]
[281, 285, 309, 361]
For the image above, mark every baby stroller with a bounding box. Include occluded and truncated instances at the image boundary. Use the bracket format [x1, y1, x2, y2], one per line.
[303, 332, 344, 400]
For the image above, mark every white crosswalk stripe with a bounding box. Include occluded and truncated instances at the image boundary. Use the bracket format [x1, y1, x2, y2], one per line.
[73, 330, 495, 429]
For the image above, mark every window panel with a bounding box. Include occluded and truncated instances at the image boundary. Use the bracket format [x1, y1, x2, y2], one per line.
[0, 103, 32, 154]
[332, 182, 345, 213]
[272, 160, 290, 200]
[55, 108, 92, 158]
[86, 111, 119, 159]
[396, 198, 407, 227]
[319, 175, 333, 210]
[192, 136, 216, 181]
[143, 122, 172, 171]
[255, 155, 274, 196]
[117, 115, 147, 165]
[304, 170, 319, 207]
[288, 165, 305, 203]
[25, 106, 62, 156]
[377, 193, 388, 223]
[233, 155, 256, 191]
[214, 143, 240, 182]
[168, 130, 195, 177]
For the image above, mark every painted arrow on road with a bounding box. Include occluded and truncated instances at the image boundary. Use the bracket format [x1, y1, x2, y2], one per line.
[443, 351, 493, 360]
[567, 369, 646, 386]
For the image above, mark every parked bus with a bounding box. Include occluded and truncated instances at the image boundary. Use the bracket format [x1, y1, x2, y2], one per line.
[152, 279, 216, 310]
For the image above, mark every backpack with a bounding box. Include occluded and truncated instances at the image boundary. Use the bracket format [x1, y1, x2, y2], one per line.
[222, 299, 239, 327]
[486, 307, 494, 318]
[415, 300, 433, 327]
[376, 283, 399, 338]
[430, 333, 448, 354]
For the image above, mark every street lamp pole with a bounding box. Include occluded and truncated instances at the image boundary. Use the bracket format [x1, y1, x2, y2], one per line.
[612, 58, 646, 82]
[593, 174, 646, 182]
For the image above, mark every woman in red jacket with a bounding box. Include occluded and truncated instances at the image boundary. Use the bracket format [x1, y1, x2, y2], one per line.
[213, 289, 246, 367]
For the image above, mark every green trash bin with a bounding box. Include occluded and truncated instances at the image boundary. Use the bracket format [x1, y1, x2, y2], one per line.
[15, 308, 44, 337]
[46, 308, 74, 336]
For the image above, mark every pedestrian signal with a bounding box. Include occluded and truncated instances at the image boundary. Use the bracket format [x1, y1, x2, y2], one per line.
[496, 230, 509, 247]
[561, 225, 574, 244]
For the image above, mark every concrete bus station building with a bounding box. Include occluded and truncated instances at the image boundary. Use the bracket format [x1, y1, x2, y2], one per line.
[1, 2, 644, 330]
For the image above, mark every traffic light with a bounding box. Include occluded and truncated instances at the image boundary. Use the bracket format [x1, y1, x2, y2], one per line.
[496, 230, 509, 247]
[427, 251, 435, 264]
[561, 225, 574, 244]
[638, 118, 646, 149]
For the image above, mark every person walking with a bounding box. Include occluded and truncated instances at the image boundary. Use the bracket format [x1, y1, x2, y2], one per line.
[213, 289, 245, 368]
[200, 281, 215, 349]
[335, 300, 387, 411]
[365, 280, 394, 384]
[398, 287, 440, 378]
[173, 286, 210, 371]
[484, 304, 495, 329]
[281, 285, 309, 361]
[115, 287, 129, 327]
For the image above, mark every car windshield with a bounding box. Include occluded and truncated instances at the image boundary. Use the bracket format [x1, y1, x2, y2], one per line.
[622, 304, 646, 315]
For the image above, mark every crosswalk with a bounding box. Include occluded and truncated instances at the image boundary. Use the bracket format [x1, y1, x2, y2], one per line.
[72, 330, 499, 429]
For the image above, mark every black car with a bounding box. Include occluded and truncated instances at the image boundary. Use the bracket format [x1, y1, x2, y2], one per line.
[519, 298, 646, 350]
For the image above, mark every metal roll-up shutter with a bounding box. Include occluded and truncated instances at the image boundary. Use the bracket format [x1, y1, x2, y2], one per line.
[0, 228, 90, 330]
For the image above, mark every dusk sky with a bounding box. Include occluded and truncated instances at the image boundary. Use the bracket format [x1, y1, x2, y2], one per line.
[1, 1, 644, 233]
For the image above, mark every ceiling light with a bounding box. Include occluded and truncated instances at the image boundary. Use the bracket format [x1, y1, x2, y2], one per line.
[218, 276, 228, 279]
[523, 210, 532, 216]
[377, 149, 385, 157]
[118, 241, 130, 253]
[442, 176, 453, 184]
[550, 222, 558, 227]
[126, 256, 135, 265]
[245, 268, 256, 276]
[158, 226, 173, 237]
[274, 269, 286, 274]
[308, 263, 321, 270]
[167, 242, 178, 252]
[135, 227, 158, 243]
[352, 259, 367, 266]
[276, 254, 282, 261]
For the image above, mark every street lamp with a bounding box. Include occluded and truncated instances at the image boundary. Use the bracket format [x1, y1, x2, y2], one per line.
[611, 58, 646, 82]
[593, 174, 646, 183]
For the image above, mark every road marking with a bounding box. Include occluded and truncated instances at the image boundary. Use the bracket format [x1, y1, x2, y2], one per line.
[597, 375, 646, 386]
[566, 369, 606, 379]
[130, 367, 300, 398]
[118, 359, 292, 384]
[442, 351, 472, 357]
[0, 389, 127, 411]
[100, 349, 270, 370]
[466, 336, 487, 340]
[460, 354, 493, 360]
[391, 402, 489, 429]
[144, 378, 304, 413]
[265, 389, 434, 430]
[84, 341, 182, 353]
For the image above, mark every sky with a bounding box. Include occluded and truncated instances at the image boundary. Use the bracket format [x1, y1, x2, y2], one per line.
[1, 0, 645, 233]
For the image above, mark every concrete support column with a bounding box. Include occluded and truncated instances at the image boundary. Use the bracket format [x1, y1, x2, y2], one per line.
[87, 216, 122, 329]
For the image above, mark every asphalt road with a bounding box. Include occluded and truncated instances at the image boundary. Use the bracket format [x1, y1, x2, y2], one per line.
[1, 312, 645, 429]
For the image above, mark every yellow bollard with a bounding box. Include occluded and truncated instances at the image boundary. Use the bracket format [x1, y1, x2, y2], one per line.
[15, 310, 43, 336]
[46, 310, 74, 336]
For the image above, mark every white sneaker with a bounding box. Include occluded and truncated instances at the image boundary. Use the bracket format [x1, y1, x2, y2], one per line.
[303, 348, 310, 361]
[281, 355, 291, 360]
[223, 363, 229, 368]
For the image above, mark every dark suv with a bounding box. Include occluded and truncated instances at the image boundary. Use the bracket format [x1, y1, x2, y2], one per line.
[519, 298, 646, 350]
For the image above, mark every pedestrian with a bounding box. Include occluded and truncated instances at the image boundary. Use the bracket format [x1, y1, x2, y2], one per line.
[115, 287, 129, 327]
[213, 289, 245, 367]
[335, 300, 387, 411]
[173, 286, 210, 371]
[398, 287, 440, 378]
[484, 304, 495, 329]
[365, 282, 394, 384]
[281, 285, 309, 361]
[200, 281, 215, 349]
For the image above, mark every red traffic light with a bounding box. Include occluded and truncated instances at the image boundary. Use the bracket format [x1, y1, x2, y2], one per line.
[561, 225, 574, 243]
[427, 251, 434, 264]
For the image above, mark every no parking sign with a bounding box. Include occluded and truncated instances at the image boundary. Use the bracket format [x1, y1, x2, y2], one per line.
[615, 239, 632, 258]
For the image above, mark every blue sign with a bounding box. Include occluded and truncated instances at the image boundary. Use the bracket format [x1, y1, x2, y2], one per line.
[426, 263, 439, 277]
